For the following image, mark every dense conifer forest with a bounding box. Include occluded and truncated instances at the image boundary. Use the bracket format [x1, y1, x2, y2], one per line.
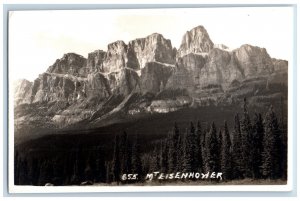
[14, 98, 287, 185]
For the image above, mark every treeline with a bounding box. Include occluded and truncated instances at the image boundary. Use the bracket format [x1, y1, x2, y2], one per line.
[111, 99, 287, 182]
[15, 145, 108, 185]
[14, 99, 287, 185]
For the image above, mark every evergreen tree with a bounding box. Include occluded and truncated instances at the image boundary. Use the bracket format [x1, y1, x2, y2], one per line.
[52, 158, 64, 185]
[252, 113, 264, 179]
[76, 145, 85, 181]
[168, 122, 180, 172]
[112, 135, 121, 183]
[281, 121, 288, 180]
[84, 162, 93, 182]
[182, 128, 188, 172]
[220, 121, 232, 180]
[261, 106, 283, 179]
[150, 145, 161, 172]
[126, 139, 132, 175]
[141, 153, 152, 174]
[132, 135, 143, 180]
[216, 129, 222, 172]
[201, 127, 208, 172]
[217, 129, 222, 149]
[119, 131, 129, 173]
[205, 122, 218, 173]
[38, 160, 53, 185]
[14, 151, 20, 185]
[28, 158, 40, 185]
[105, 161, 113, 183]
[63, 149, 79, 185]
[176, 134, 184, 171]
[95, 146, 106, 183]
[160, 139, 169, 172]
[240, 98, 253, 178]
[232, 114, 244, 179]
[183, 122, 197, 172]
[195, 121, 203, 172]
[19, 158, 29, 185]
[182, 128, 189, 172]
[279, 96, 288, 180]
[189, 122, 197, 172]
[71, 150, 80, 184]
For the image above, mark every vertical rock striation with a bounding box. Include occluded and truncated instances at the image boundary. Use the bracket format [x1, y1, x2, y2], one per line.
[14, 25, 288, 128]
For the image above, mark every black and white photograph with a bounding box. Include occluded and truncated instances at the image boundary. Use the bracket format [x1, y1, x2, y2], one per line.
[8, 7, 294, 192]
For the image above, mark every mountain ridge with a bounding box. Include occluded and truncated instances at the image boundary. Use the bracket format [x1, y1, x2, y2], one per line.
[14, 25, 288, 131]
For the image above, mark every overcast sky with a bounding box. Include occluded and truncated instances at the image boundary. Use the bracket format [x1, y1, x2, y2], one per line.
[9, 7, 293, 81]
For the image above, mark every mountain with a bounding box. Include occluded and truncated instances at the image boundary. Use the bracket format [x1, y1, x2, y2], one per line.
[177, 25, 214, 57]
[14, 25, 288, 134]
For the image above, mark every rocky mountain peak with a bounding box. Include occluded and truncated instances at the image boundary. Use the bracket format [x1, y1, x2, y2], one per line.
[46, 52, 87, 77]
[145, 33, 167, 43]
[14, 78, 32, 87]
[107, 40, 127, 52]
[14, 25, 288, 129]
[234, 44, 274, 76]
[87, 50, 106, 73]
[14, 79, 32, 104]
[238, 44, 267, 54]
[102, 40, 128, 73]
[128, 33, 175, 70]
[177, 25, 214, 58]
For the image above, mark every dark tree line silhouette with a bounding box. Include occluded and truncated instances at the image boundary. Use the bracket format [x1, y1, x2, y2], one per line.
[14, 99, 287, 185]
[141, 99, 286, 181]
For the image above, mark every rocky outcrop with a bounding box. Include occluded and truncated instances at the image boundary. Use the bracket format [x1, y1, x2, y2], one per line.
[167, 48, 244, 93]
[166, 53, 206, 93]
[198, 48, 244, 90]
[87, 50, 106, 73]
[87, 33, 175, 75]
[86, 72, 110, 100]
[14, 79, 32, 105]
[115, 68, 140, 96]
[234, 44, 274, 77]
[128, 33, 175, 69]
[169, 44, 279, 93]
[102, 40, 129, 73]
[141, 62, 174, 94]
[30, 73, 87, 104]
[14, 25, 288, 129]
[177, 25, 214, 58]
[272, 58, 288, 72]
[47, 53, 87, 77]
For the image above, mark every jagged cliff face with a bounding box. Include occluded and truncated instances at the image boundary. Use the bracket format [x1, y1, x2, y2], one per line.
[177, 25, 214, 57]
[14, 25, 288, 129]
[234, 44, 275, 77]
[102, 40, 128, 73]
[47, 53, 87, 76]
[14, 79, 32, 105]
[141, 62, 174, 94]
[87, 50, 106, 73]
[128, 33, 175, 69]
